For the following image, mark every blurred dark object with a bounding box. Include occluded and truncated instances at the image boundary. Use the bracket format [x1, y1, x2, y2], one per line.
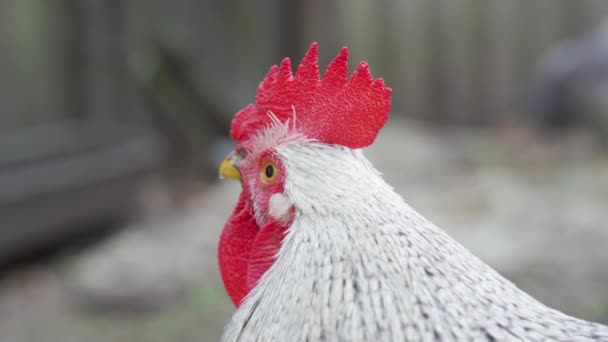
[529, 20, 608, 140]
[0, 0, 233, 263]
[0, 120, 165, 263]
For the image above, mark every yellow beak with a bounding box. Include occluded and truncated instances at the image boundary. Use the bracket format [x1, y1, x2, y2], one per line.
[219, 152, 242, 182]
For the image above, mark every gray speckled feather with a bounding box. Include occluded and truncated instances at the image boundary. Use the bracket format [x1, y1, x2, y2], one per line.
[221, 137, 608, 342]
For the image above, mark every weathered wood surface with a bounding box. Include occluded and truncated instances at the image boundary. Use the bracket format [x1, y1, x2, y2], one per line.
[3, 0, 608, 131]
[1, 0, 608, 260]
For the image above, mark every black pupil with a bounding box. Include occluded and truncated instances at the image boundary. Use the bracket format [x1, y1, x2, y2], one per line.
[265, 165, 274, 178]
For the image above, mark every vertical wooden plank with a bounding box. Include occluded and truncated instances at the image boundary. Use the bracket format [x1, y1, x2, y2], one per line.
[275, 0, 307, 59]
[336, 0, 377, 63]
[510, 1, 534, 115]
[380, 0, 405, 118]
[371, 0, 402, 118]
[122, 0, 151, 124]
[0, 1, 77, 129]
[460, 0, 481, 123]
[50, 0, 86, 120]
[45, 0, 84, 122]
[424, 0, 446, 122]
[371, 0, 396, 90]
[513, 0, 535, 121]
[81, 0, 128, 121]
[391, 0, 430, 120]
[485, 0, 520, 123]
[434, 0, 477, 123]
[469, 0, 490, 123]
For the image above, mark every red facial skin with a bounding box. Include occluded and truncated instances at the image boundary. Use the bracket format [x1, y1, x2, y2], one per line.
[218, 149, 294, 307]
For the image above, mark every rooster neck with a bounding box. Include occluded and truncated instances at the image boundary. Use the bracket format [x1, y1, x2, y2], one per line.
[222, 144, 608, 342]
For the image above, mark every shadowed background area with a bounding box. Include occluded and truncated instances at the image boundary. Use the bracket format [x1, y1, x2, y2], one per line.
[1, 1, 608, 341]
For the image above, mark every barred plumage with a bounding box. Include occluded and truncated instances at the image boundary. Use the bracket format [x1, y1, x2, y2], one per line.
[221, 142, 608, 342]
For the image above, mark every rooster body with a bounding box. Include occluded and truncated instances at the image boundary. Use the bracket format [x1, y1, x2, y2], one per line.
[218, 44, 608, 341]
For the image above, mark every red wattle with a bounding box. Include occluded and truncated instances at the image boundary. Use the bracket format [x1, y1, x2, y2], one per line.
[218, 191, 258, 306]
[218, 189, 289, 307]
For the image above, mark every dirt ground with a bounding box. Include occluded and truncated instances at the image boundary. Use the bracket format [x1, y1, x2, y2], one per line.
[1, 118, 607, 342]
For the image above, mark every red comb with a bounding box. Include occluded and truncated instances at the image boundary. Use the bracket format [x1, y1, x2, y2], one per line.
[230, 43, 392, 149]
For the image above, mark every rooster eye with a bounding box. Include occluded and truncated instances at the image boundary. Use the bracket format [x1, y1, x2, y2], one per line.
[261, 160, 279, 184]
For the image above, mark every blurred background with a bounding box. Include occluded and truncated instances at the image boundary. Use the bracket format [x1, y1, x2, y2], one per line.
[1, 0, 608, 341]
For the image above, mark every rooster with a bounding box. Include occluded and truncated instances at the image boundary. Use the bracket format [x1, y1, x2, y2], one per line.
[217, 43, 608, 341]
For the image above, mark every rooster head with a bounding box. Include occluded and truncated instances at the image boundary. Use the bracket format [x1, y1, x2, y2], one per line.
[218, 43, 392, 306]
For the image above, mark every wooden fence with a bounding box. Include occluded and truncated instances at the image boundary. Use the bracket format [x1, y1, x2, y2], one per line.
[2, 0, 608, 133]
[1, 1, 608, 253]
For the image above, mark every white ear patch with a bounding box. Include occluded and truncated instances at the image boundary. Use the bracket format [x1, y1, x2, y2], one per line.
[268, 193, 291, 222]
